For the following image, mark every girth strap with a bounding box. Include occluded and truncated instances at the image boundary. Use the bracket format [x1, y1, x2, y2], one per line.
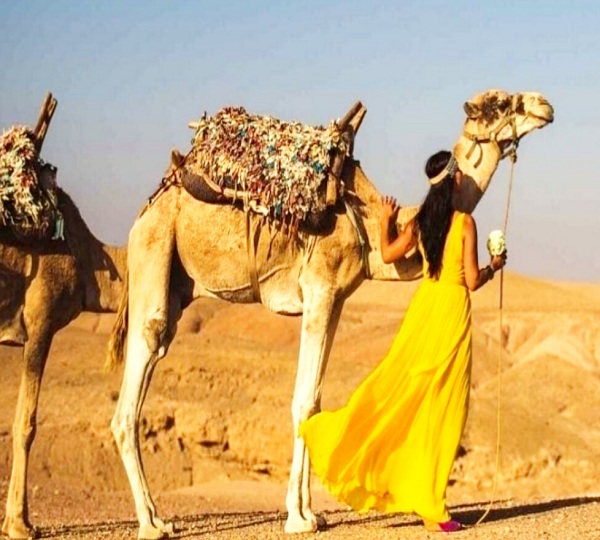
[344, 199, 371, 279]
[245, 210, 262, 303]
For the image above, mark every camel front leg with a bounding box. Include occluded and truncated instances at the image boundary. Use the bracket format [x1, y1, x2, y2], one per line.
[2, 333, 52, 540]
[285, 295, 344, 534]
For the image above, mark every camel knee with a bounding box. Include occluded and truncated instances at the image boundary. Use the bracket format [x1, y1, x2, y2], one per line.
[13, 413, 37, 449]
[143, 314, 171, 358]
[111, 411, 135, 453]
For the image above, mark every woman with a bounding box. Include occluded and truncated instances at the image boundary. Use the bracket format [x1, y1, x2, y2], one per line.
[299, 150, 506, 532]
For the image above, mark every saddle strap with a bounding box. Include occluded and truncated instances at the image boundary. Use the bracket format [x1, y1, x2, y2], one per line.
[246, 210, 262, 303]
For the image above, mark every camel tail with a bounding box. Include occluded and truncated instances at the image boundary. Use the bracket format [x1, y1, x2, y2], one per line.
[105, 270, 129, 372]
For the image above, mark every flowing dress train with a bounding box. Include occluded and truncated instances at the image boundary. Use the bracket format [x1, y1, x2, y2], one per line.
[299, 211, 472, 523]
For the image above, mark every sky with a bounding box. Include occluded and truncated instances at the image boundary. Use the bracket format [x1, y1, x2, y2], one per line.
[1, 0, 599, 282]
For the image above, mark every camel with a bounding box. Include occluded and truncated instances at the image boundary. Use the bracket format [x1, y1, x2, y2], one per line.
[0, 167, 127, 539]
[107, 89, 553, 539]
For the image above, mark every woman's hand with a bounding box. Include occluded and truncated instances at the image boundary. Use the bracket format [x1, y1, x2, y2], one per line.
[381, 195, 400, 223]
[379, 195, 415, 264]
[490, 252, 507, 272]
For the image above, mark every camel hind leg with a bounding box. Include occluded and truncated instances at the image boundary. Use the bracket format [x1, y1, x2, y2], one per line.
[111, 213, 177, 540]
[2, 331, 52, 539]
[111, 327, 172, 539]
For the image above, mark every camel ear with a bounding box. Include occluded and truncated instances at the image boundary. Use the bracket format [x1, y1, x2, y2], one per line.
[463, 101, 480, 119]
[171, 148, 184, 168]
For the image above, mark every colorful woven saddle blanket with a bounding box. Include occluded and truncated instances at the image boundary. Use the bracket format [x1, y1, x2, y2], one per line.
[184, 107, 348, 228]
[0, 125, 63, 243]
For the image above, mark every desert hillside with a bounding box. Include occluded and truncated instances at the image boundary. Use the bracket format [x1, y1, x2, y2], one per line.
[1, 271, 599, 538]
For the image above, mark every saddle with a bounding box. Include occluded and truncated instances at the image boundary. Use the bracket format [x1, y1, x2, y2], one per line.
[0, 94, 63, 245]
[174, 102, 367, 234]
[0, 126, 62, 244]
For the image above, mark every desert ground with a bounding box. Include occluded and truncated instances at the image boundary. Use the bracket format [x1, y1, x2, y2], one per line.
[1, 272, 600, 539]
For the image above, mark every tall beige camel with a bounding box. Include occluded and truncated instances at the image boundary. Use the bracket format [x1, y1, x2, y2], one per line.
[107, 89, 553, 539]
[0, 174, 127, 539]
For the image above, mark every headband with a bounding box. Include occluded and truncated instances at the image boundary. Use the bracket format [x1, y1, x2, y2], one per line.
[428, 155, 458, 186]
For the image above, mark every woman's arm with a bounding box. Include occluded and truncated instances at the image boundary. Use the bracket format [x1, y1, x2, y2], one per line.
[463, 213, 506, 291]
[380, 196, 417, 264]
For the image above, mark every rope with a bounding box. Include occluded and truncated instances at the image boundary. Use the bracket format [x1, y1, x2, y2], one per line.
[474, 147, 517, 526]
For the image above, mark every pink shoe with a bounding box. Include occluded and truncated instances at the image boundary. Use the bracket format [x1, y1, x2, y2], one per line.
[424, 519, 463, 532]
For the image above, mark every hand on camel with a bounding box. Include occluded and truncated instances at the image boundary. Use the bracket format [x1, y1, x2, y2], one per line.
[381, 195, 400, 223]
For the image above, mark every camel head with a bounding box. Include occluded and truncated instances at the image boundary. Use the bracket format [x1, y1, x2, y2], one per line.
[462, 89, 553, 147]
[345, 89, 554, 281]
[453, 88, 554, 213]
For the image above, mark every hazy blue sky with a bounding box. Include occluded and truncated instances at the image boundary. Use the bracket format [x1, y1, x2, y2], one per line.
[1, 1, 598, 282]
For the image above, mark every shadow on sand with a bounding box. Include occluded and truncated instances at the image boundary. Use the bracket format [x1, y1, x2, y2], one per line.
[39, 511, 284, 538]
[382, 495, 600, 530]
[453, 496, 600, 527]
[37, 496, 600, 537]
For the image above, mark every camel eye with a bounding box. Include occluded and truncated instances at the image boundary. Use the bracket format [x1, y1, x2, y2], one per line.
[498, 99, 510, 112]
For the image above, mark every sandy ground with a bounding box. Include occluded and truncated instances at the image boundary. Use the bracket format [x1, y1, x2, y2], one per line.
[1, 273, 600, 539]
[6, 481, 600, 539]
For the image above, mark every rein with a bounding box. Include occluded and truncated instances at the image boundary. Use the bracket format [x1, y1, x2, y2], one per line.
[474, 147, 518, 527]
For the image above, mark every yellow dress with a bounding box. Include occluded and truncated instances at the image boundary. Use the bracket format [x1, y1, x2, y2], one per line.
[299, 211, 472, 523]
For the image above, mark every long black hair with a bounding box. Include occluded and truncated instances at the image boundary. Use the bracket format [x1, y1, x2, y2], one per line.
[416, 150, 455, 279]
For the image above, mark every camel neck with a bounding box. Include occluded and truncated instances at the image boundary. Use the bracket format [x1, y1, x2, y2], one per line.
[453, 135, 502, 214]
[57, 190, 127, 313]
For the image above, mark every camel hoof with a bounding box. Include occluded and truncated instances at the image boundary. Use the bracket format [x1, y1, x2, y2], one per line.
[284, 514, 319, 534]
[302, 511, 327, 530]
[137, 523, 167, 540]
[1, 516, 39, 539]
[315, 514, 327, 529]
[153, 518, 174, 534]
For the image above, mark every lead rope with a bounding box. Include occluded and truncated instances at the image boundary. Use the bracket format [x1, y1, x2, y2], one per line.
[474, 145, 517, 526]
